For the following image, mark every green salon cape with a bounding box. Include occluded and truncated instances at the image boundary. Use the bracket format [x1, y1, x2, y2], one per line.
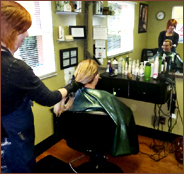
[69, 87, 139, 157]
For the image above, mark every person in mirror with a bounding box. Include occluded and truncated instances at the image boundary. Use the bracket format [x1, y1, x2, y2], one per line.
[54, 59, 139, 157]
[152, 39, 183, 73]
[1, 1, 83, 173]
[158, 19, 179, 53]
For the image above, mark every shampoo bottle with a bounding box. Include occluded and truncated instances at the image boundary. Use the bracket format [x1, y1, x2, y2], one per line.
[153, 56, 159, 79]
[112, 58, 118, 75]
[106, 59, 111, 72]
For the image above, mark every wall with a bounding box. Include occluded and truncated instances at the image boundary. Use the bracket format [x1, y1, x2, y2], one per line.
[33, 1, 85, 145]
[33, 1, 183, 145]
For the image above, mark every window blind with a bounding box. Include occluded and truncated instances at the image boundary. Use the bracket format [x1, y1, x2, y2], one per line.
[107, 1, 135, 58]
[172, 6, 183, 43]
[14, 1, 56, 79]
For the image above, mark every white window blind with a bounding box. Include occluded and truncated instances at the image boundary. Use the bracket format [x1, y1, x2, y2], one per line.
[172, 6, 183, 43]
[107, 1, 135, 58]
[14, 1, 56, 79]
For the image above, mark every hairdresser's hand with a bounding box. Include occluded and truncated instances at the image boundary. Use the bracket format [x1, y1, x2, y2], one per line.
[64, 75, 84, 95]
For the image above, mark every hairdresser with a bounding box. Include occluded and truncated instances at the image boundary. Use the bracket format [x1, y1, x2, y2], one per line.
[158, 19, 179, 53]
[1, 1, 83, 173]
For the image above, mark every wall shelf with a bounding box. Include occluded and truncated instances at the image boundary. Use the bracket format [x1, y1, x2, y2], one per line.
[57, 39, 84, 43]
[55, 11, 82, 15]
[93, 14, 114, 17]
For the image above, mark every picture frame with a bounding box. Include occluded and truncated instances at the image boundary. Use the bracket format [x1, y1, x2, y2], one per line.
[138, 3, 148, 33]
[69, 26, 86, 39]
[60, 47, 78, 69]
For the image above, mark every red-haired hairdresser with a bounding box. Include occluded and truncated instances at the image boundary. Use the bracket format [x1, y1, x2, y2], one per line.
[1, 1, 83, 172]
[158, 19, 179, 53]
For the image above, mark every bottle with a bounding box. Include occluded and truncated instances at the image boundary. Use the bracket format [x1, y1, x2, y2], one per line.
[58, 26, 65, 41]
[109, 62, 112, 75]
[158, 53, 162, 73]
[153, 56, 159, 79]
[125, 56, 129, 65]
[135, 63, 139, 75]
[139, 62, 144, 76]
[124, 62, 128, 75]
[128, 63, 131, 73]
[118, 57, 123, 74]
[129, 58, 132, 66]
[150, 63, 154, 77]
[106, 59, 111, 72]
[161, 60, 165, 73]
[122, 59, 125, 74]
[132, 60, 135, 75]
[112, 58, 118, 75]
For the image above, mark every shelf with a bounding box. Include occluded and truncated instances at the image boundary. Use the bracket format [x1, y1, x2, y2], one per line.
[57, 39, 85, 43]
[55, 11, 82, 15]
[93, 14, 113, 17]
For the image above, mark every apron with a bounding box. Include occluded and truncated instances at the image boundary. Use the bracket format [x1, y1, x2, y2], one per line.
[1, 97, 36, 173]
[1, 45, 36, 173]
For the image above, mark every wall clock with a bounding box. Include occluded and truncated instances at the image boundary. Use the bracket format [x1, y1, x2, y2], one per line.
[156, 11, 165, 20]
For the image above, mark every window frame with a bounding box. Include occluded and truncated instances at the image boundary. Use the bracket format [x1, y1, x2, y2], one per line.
[107, 1, 135, 58]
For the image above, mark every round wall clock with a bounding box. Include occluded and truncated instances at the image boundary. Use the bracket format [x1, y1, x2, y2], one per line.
[156, 11, 165, 20]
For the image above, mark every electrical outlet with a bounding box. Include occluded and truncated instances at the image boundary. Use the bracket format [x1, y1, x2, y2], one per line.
[159, 116, 166, 125]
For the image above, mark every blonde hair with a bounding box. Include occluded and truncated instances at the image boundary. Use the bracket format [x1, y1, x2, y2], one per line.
[54, 59, 98, 117]
[1, 1, 32, 51]
[74, 59, 98, 84]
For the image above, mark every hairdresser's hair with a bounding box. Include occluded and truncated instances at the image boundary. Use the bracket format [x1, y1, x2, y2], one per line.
[74, 59, 98, 84]
[166, 19, 177, 30]
[54, 59, 98, 116]
[164, 39, 173, 46]
[1, 1, 32, 50]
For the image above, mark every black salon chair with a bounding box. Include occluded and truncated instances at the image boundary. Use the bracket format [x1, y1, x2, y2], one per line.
[141, 48, 158, 62]
[53, 110, 123, 173]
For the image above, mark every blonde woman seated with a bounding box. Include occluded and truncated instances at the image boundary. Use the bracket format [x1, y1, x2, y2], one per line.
[54, 59, 139, 157]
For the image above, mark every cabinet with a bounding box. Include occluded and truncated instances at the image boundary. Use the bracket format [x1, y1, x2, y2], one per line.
[96, 72, 171, 104]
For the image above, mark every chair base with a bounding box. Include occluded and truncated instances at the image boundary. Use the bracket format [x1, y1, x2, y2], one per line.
[75, 161, 124, 173]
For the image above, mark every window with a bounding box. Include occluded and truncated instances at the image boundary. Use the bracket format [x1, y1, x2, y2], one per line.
[107, 1, 135, 58]
[172, 6, 183, 43]
[14, 1, 56, 79]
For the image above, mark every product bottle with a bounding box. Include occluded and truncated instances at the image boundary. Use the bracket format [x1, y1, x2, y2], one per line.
[118, 57, 123, 74]
[109, 62, 112, 75]
[124, 62, 128, 75]
[161, 60, 165, 73]
[132, 60, 135, 75]
[112, 58, 118, 75]
[58, 26, 65, 41]
[106, 59, 111, 72]
[150, 63, 154, 77]
[153, 56, 159, 79]
[135, 63, 139, 75]
[139, 62, 144, 76]
[128, 63, 132, 73]
[122, 59, 125, 74]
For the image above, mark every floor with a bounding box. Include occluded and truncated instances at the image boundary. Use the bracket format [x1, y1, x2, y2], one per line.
[36, 135, 183, 173]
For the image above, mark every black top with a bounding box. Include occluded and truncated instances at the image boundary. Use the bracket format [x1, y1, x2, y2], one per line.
[158, 30, 179, 52]
[1, 51, 62, 116]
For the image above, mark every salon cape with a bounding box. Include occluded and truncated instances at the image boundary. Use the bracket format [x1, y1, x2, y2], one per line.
[69, 87, 139, 157]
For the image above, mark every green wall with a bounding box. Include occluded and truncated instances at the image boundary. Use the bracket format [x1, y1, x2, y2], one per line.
[33, 1, 183, 145]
